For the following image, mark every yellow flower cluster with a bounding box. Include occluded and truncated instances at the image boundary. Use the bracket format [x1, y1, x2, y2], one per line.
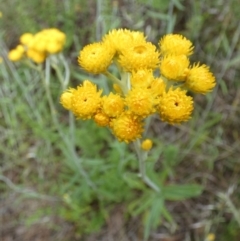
[60, 29, 216, 143]
[8, 28, 66, 63]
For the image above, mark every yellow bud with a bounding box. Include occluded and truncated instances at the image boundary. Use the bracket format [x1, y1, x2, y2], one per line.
[141, 139, 153, 151]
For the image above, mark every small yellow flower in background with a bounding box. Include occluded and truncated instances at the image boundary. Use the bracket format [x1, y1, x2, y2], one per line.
[20, 33, 34, 45]
[8, 45, 25, 61]
[206, 233, 215, 241]
[185, 63, 216, 94]
[71, 80, 102, 120]
[159, 34, 194, 56]
[94, 112, 110, 127]
[26, 48, 46, 63]
[119, 42, 159, 72]
[8, 28, 66, 63]
[102, 93, 124, 117]
[0, 12, 2, 18]
[78, 42, 114, 74]
[141, 139, 153, 151]
[158, 88, 193, 125]
[111, 112, 144, 143]
[0, 57, 3, 63]
[160, 54, 190, 81]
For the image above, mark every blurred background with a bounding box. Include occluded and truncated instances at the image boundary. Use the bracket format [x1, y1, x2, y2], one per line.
[0, 0, 240, 240]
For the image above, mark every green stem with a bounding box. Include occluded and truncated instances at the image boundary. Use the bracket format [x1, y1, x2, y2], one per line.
[104, 71, 129, 95]
[133, 139, 160, 193]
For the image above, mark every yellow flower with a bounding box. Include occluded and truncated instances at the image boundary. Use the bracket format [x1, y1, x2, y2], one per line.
[158, 87, 193, 124]
[206, 233, 215, 241]
[102, 92, 124, 117]
[185, 63, 216, 94]
[46, 40, 63, 54]
[78, 42, 114, 74]
[60, 88, 74, 110]
[103, 28, 146, 55]
[27, 28, 66, 54]
[159, 34, 194, 56]
[20, 33, 34, 45]
[26, 48, 46, 63]
[141, 139, 153, 151]
[71, 80, 102, 119]
[111, 112, 144, 143]
[8, 45, 25, 61]
[149, 78, 166, 97]
[94, 112, 110, 127]
[125, 87, 157, 117]
[130, 69, 155, 88]
[119, 42, 159, 72]
[160, 55, 190, 81]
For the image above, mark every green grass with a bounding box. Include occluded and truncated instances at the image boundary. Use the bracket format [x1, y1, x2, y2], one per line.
[0, 0, 240, 240]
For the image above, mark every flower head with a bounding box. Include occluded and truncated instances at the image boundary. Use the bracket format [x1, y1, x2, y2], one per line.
[103, 29, 146, 55]
[78, 42, 114, 74]
[141, 139, 153, 151]
[130, 69, 155, 88]
[185, 63, 216, 94]
[60, 88, 74, 110]
[159, 34, 194, 56]
[71, 80, 102, 119]
[20, 33, 34, 45]
[102, 92, 125, 117]
[158, 87, 193, 124]
[160, 55, 190, 81]
[119, 42, 160, 72]
[26, 48, 46, 63]
[94, 112, 110, 127]
[8, 45, 25, 61]
[125, 87, 158, 117]
[111, 112, 144, 143]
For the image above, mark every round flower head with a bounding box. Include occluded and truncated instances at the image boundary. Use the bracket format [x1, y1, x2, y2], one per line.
[125, 87, 158, 117]
[60, 88, 74, 110]
[111, 112, 144, 143]
[71, 80, 102, 119]
[160, 55, 190, 81]
[26, 48, 46, 63]
[185, 63, 216, 94]
[78, 42, 114, 74]
[8, 45, 25, 61]
[159, 34, 194, 56]
[118, 42, 160, 72]
[102, 92, 124, 117]
[103, 28, 146, 55]
[94, 111, 110, 127]
[130, 69, 155, 88]
[20, 33, 34, 46]
[46, 40, 63, 54]
[141, 139, 153, 151]
[158, 87, 193, 125]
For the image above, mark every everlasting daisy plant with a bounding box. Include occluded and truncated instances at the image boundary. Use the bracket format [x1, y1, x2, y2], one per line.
[8, 28, 66, 63]
[60, 29, 216, 192]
